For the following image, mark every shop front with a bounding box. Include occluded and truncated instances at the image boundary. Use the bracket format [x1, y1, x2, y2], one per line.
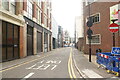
[2, 21, 19, 61]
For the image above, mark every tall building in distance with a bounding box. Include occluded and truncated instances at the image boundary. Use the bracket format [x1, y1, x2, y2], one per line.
[63, 30, 70, 46]
[1, 0, 52, 62]
[75, 16, 84, 43]
[83, 1, 120, 54]
[58, 26, 63, 47]
[75, 16, 84, 50]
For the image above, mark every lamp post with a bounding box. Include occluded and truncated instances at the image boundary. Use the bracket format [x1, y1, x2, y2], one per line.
[86, 2, 93, 62]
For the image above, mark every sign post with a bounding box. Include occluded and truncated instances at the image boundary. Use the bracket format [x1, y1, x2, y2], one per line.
[87, 17, 93, 62]
[109, 19, 119, 47]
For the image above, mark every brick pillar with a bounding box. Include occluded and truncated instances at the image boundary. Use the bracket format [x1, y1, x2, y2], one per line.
[23, 0, 27, 11]
[19, 27, 24, 58]
[33, 3, 36, 18]
[41, 2, 44, 25]
[16, 1, 23, 15]
[33, 28, 37, 55]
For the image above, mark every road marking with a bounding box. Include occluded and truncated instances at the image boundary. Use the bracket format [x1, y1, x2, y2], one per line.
[37, 60, 44, 63]
[33, 64, 44, 70]
[0, 53, 54, 72]
[59, 61, 61, 64]
[21, 72, 34, 80]
[70, 49, 76, 78]
[68, 48, 77, 78]
[51, 65, 57, 70]
[41, 64, 50, 70]
[68, 50, 73, 78]
[26, 64, 36, 69]
[82, 69, 103, 78]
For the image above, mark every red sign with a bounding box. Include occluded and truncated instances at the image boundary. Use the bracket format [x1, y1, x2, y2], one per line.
[109, 23, 119, 33]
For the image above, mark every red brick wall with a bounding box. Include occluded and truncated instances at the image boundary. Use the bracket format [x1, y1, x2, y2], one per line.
[83, 2, 119, 54]
[19, 27, 24, 58]
[23, 0, 27, 11]
[77, 38, 84, 51]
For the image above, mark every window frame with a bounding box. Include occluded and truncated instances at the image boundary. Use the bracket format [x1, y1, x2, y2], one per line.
[86, 34, 101, 45]
[27, 0, 33, 19]
[86, 13, 100, 24]
[10, 0, 16, 14]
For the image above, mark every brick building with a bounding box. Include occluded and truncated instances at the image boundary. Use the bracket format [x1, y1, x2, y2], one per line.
[83, 1, 120, 54]
[1, 0, 52, 62]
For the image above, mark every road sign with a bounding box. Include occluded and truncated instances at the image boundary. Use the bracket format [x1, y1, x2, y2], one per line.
[109, 23, 119, 33]
[87, 28, 93, 35]
[88, 35, 92, 39]
[87, 21, 93, 27]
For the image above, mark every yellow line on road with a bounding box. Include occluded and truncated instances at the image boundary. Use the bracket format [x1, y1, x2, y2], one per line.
[0, 53, 53, 72]
[68, 48, 76, 78]
[70, 49, 76, 78]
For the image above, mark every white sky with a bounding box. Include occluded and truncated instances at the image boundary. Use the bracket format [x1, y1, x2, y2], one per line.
[51, 0, 83, 37]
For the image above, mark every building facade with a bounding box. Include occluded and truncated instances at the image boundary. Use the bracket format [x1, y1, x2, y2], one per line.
[52, 16, 58, 49]
[63, 30, 70, 46]
[58, 26, 63, 47]
[1, 0, 52, 62]
[83, 1, 120, 54]
[75, 16, 84, 43]
[75, 16, 84, 50]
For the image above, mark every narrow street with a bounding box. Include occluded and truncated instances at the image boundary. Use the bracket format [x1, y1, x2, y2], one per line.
[1, 48, 80, 78]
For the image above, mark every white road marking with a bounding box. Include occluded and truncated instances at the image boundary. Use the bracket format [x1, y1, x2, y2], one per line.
[33, 64, 44, 70]
[21, 72, 34, 80]
[37, 60, 44, 63]
[46, 60, 57, 64]
[82, 69, 103, 78]
[26, 64, 36, 69]
[42, 64, 50, 70]
[51, 65, 57, 70]
[58, 61, 61, 64]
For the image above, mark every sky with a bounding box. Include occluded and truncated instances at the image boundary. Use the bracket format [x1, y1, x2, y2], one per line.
[51, 0, 83, 37]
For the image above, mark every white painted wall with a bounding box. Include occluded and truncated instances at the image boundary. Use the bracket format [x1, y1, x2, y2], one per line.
[75, 16, 84, 42]
[52, 16, 58, 39]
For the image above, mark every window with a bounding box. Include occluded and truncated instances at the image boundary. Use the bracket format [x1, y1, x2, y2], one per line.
[10, 0, 16, 14]
[87, 13, 100, 24]
[37, 9, 41, 24]
[86, 34, 101, 44]
[44, 16, 47, 27]
[27, 0, 33, 19]
[39, 11, 41, 24]
[2, 0, 9, 10]
[37, 0, 41, 8]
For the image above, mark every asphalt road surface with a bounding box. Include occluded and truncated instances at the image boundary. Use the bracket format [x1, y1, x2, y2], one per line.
[1, 47, 80, 79]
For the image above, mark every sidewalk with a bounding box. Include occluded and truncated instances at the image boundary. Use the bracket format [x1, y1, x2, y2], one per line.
[73, 48, 118, 78]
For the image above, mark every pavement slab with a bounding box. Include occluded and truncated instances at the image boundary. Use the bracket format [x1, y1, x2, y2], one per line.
[72, 48, 119, 79]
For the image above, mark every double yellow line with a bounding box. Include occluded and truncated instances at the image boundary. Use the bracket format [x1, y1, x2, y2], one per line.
[68, 48, 76, 78]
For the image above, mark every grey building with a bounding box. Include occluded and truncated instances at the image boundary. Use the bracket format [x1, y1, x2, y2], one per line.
[58, 26, 63, 47]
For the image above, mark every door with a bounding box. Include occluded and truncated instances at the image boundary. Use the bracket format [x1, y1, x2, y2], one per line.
[37, 32, 42, 53]
[44, 32, 48, 52]
[27, 26, 33, 56]
[49, 35, 51, 51]
[2, 21, 19, 61]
